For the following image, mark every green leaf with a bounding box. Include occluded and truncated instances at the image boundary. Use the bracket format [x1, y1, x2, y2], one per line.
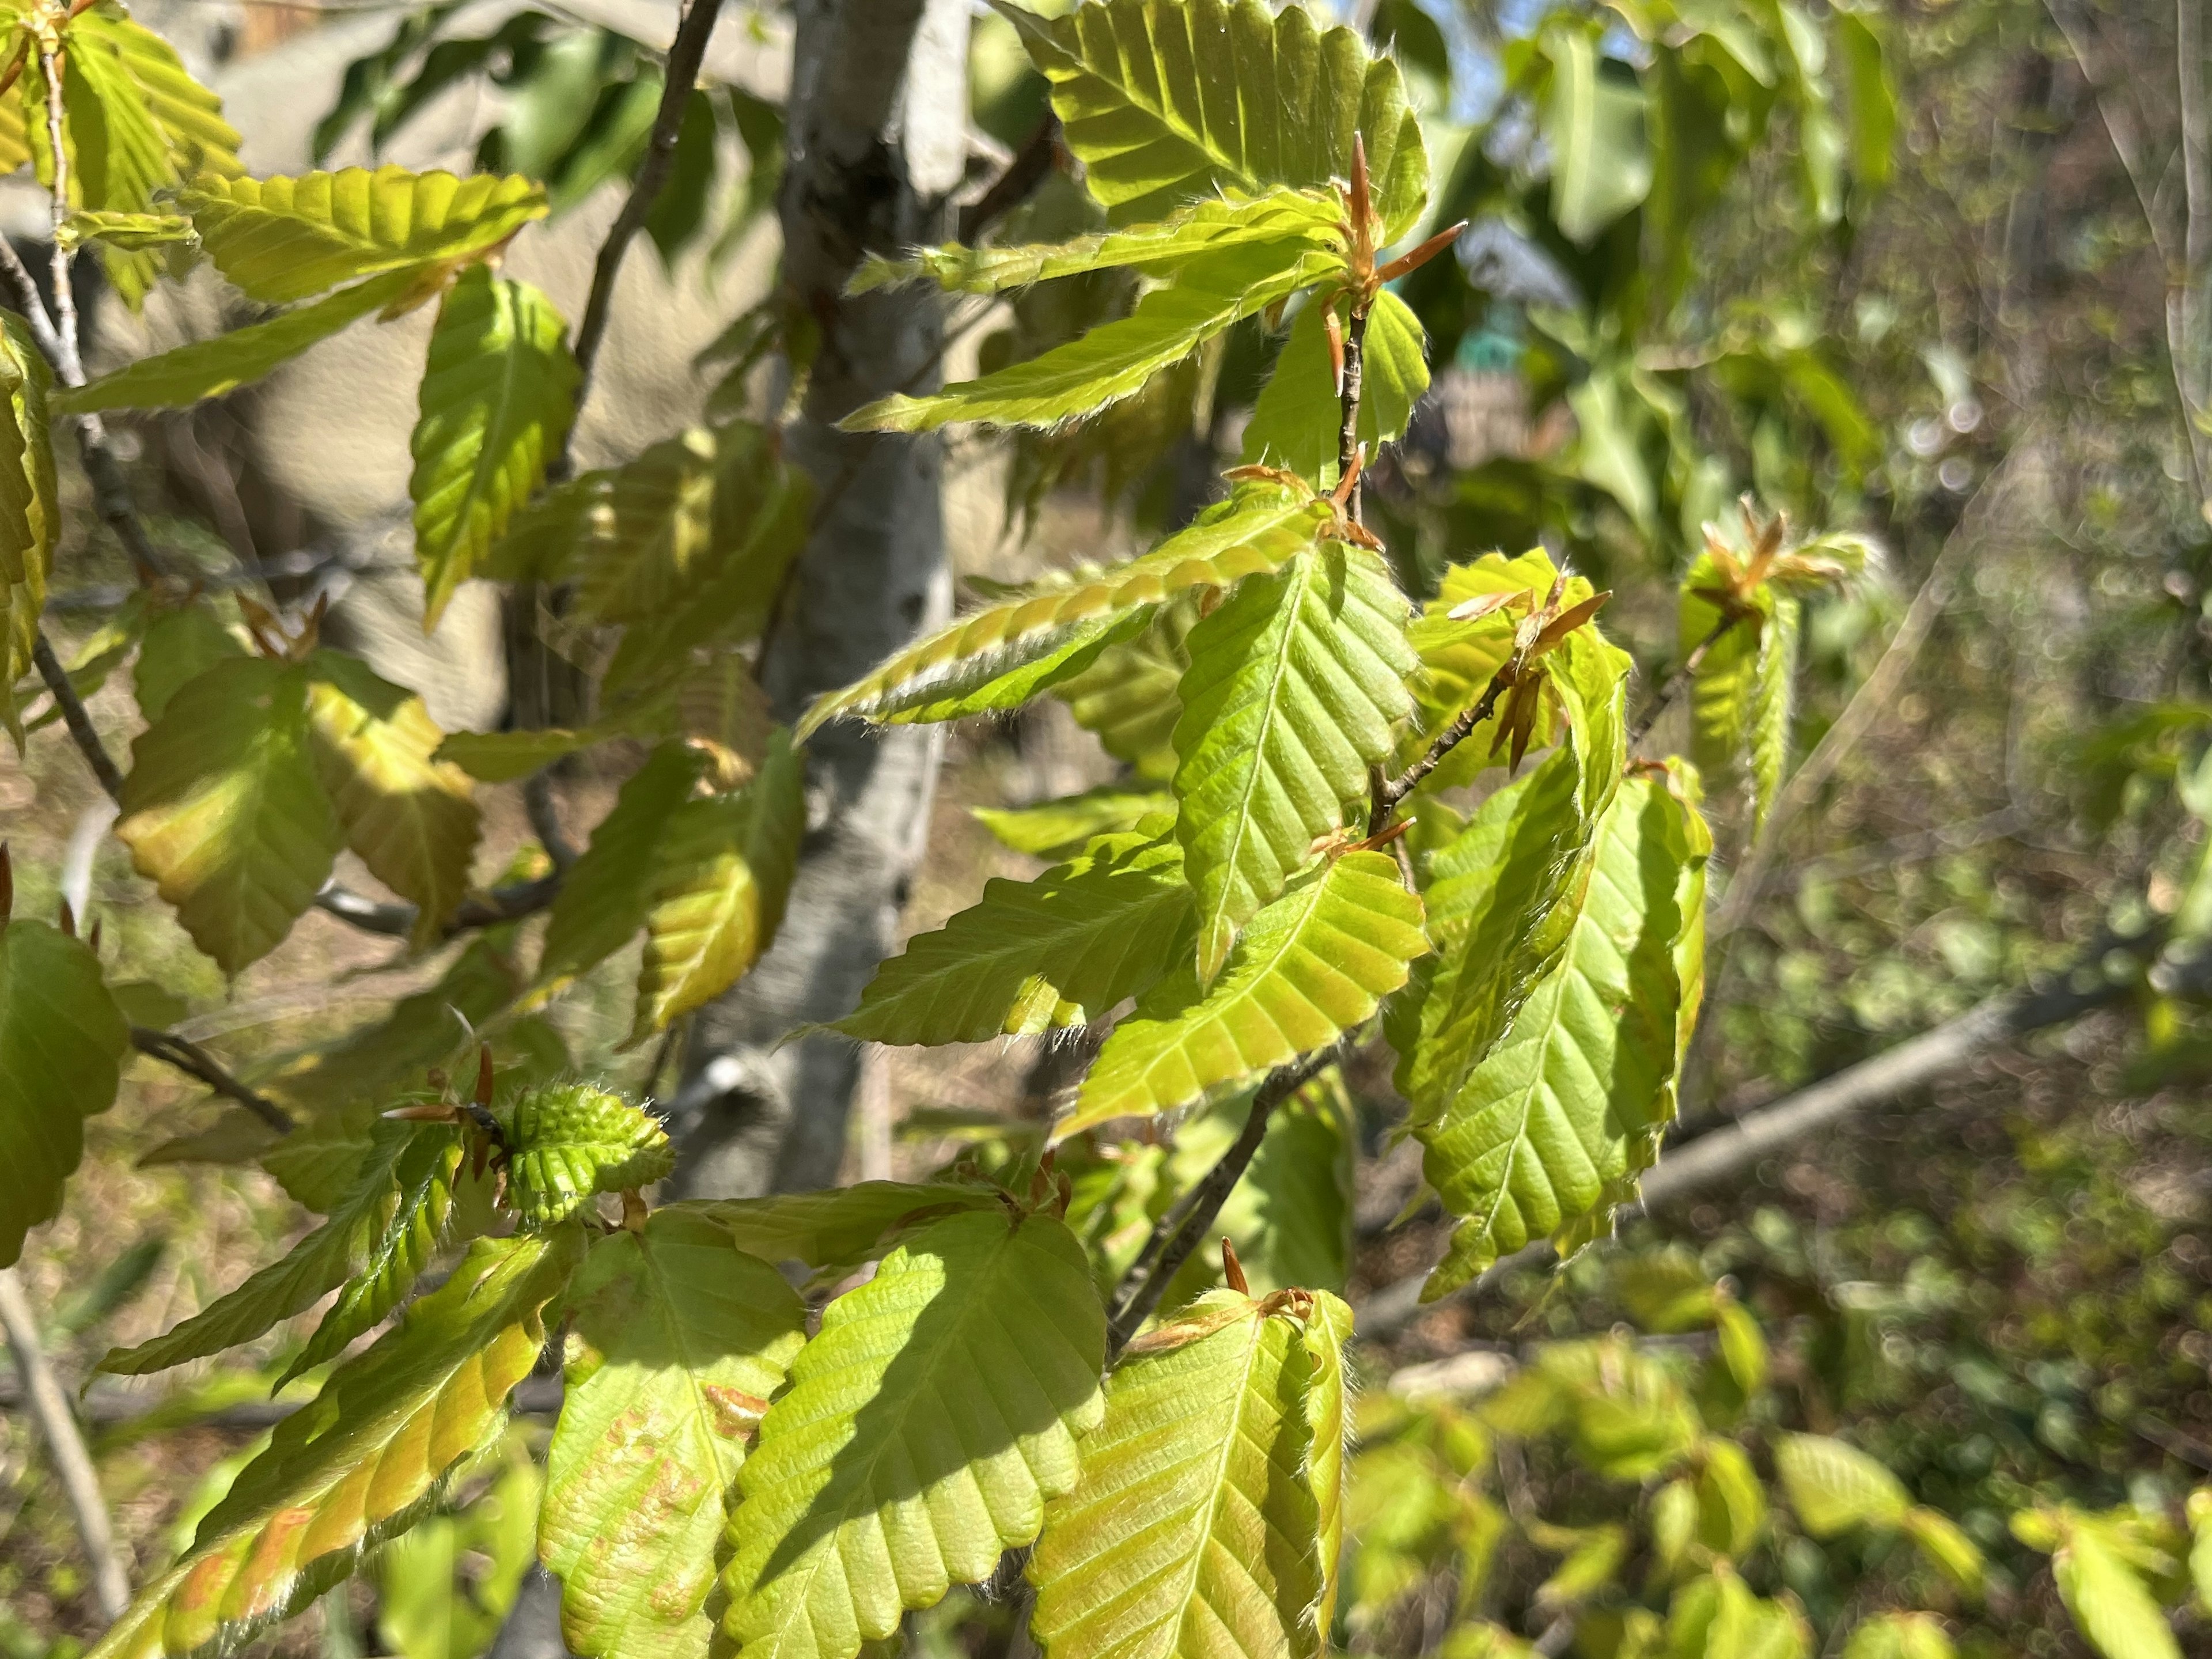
[56, 269, 421, 414]
[1402, 629, 1629, 1122]
[1241, 289, 1429, 486]
[1539, 23, 1652, 244]
[117, 656, 346, 975]
[0, 313, 56, 738]
[305, 651, 480, 944]
[994, 0, 1429, 236]
[690, 1182, 1009, 1277]
[835, 828, 1193, 1046]
[133, 600, 245, 725]
[1695, 1439, 1766, 1558]
[501, 1082, 675, 1225]
[1772, 1434, 1910, 1538]
[857, 188, 1343, 294]
[542, 1210, 809, 1659]
[55, 209, 195, 252]
[1065, 849, 1426, 1135]
[1054, 596, 1196, 781]
[0, 919, 127, 1268]
[78, 7, 243, 179]
[533, 744, 706, 999]
[1173, 540, 1415, 979]
[2190, 1488, 2212, 1613]
[721, 1209, 1106, 1659]
[972, 786, 1175, 861]
[89, 1229, 584, 1659]
[99, 1121, 460, 1378]
[800, 479, 1328, 736]
[182, 165, 549, 304]
[410, 267, 579, 627]
[631, 732, 806, 1043]
[1664, 1563, 1805, 1659]
[377, 1443, 539, 1659]
[846, 240, 1334, 433]
[1900, 1506, 1985, 1593]
[1416, 772, 1696, 1294]
[2052, 1520, 2182, 1659]
[1840, 1613, 1955, 1659]
[1747, 594, 1798, 831]
[434, 725, 623, 785]
[1027, 1288, 1328, 1659]
[1302, 1291, 1353, 1634]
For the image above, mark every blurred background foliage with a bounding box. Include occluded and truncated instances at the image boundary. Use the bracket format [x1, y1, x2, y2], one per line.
[8, 0, 2212, 1656]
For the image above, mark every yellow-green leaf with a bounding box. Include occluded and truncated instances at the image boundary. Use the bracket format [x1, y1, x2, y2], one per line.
[1064, 850, 1426, 1135]
[0, 919, 127, 1268]
[1027, 1288, 1328, 1659]
[1172, 540, 1415, 981]
[305, 650, 480, 944]
[543, 1210, 808, 1659]
[410, 267, 579, 626]
[1772, 1434, 1910, 1538]
[631, 732, 806, 1043]
[533, 743, 706, 999]
[1242, 288, 1429, 487]
[88, 1228, 584, 1659]
[117, 656, 346, 974]
[722, 1209, 1106, 1659]
[0, 312, 56, 738]
[691, 1183, 1009, 1278]
[182, 165, 548, 304]
[835, 827, 1193, 1045]
[971, 786, 1174, 862]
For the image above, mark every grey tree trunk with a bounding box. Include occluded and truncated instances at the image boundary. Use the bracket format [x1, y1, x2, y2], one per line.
[671, 0, 965, 1198]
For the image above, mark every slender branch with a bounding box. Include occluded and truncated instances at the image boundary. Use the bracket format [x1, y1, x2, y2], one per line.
[1368, 672, 1510, 836]
[130, 1027, 295, 1133]
[0, 1268, 130, 1623]
[1103, 1047, 1338, 1359]
[564, 0, 728, 456]
[33, 631, 123, 800]
[312, 868, 562, 940]
[959, 114, 1061, 244]
[37, 50, 85, 388]
[1337, 301, 1369, 518]
[1625, 611, 1734, 755]
[522, 771, 578, 871]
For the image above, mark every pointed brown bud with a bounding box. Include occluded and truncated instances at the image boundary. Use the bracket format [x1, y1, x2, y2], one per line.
[1349, 133, 1371, 244]
[474, 1044, 496, 1108]
[1374, 222, 1467, 286]
[1221, 1236, 1249, 1295]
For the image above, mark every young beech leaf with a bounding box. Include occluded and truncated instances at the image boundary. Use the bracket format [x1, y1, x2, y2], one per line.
[721, 1209, 1107, 1659]
[854, 188, 1343, 294]
[74, 9, 243, 180]
[1402, 629, 1630, 1122]
[533, 743, 707, 998]
[631, 732, 806, 1043]
[845, 240, 1338, 434]
[1173, 540, 1415, 982]
[500, 1082, 675, 1225]
[1063, 850, 1426, 1137]
[971, 785, 1175, 862]
[411, 267, 580, 627]
[0, 312, 57, 738]
[99, 1121, 459, 1378]
[2042, 1518, 2181, 1659]
[1243, 288, 1429, 485]
[834, 827, 1194, 1046]
[1301, 1290, 1355, 1635]
[1416, 773, 1696, 1297]
[132, 600, 245, 725]
[541, 1210, 809, 1659]
[799, 479, 1330, 736]
[691, 1181, 1008, 1277]
[1052, 594, 1198, 781]
[56, 267, 422, 415]
[117, 656, 346, 975]
[994, 0, 1430, 238]
[181, 165, 548, 305]
[0, 919, 127, 1269]
[1027, 1287, 1347, 1659]
[1840, 1613, 1955, 1659]
[1772, 1434, 1911, 1537]
[1664, 1563, 1806, 1659]
[305, 650, 481, 944]
[87, 1228, 584, 1659]
[1747, 592, 1800, 831]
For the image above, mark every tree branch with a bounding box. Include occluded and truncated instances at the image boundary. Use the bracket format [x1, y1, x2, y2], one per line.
[33, 631, 123, 801]
[130, 1027, 294, 1134]
[564, 0, 729, 454]
[1368, 671, 1509, 836]
[1626, 611, 1734, 755]
[0, 1268, 130, 1624]
[958, 114, 1061, 243]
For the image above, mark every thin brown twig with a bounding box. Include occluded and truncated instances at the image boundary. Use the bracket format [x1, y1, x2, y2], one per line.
[562, 0, 728, 463]
[32, 631, 123, 801]
[1625, 611, 1736, 755]
[0, 1268, 130, 1623]
[1369, 672, 1509, 836]
[959, 114, 1062, 244]
[130, 1028, 295, 1134]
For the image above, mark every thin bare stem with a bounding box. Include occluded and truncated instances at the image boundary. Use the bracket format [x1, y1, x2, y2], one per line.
[130, 1027, 295, 1133]
[1368, 672, 1510, 835]
[0, 1268, 130, 1623]
[1625, 611, 1735, 755]
[959, 114, 1060, 243]
[33, 631, 122, 801]
[1103, 1047, 1338, 1358]
[563, 0, 728, 463]
[37, 50, 85, 388]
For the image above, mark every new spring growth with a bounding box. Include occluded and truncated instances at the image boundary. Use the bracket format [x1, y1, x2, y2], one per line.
[1448, 573, 1615, 773]
[1319, 134, 1465, 392]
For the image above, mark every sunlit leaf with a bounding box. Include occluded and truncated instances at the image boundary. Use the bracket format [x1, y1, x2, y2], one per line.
[0, 919, 127, 1268]
[1772, 1434, 1911, 1537]
[1242, 289, 1428, 486]
[971, 786, 1174, 861]
[0, 314, 56, 738]
[533, 744, 706, 999]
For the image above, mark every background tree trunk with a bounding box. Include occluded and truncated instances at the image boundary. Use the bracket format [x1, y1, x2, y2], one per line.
[670, 0, 966, 1198]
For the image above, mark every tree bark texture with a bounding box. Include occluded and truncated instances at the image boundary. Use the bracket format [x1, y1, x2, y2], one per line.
[672, 0, 966, 1197]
